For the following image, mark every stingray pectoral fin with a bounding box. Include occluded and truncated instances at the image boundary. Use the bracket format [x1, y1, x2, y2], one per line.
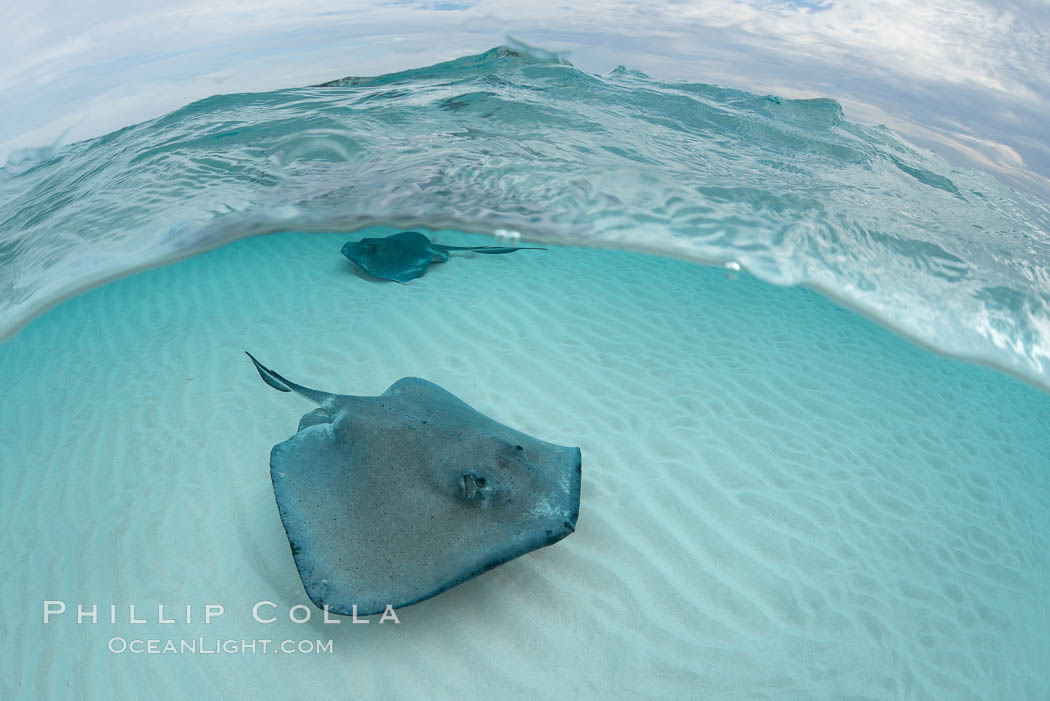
[245, 351, 333, 405]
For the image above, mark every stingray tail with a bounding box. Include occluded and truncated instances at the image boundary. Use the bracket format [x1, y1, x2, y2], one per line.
[432, 245, 547, 255]
[245, 352, 332, 405]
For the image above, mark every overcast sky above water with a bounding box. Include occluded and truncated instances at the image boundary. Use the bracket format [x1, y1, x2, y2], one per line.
[2, 1, 1048, 198]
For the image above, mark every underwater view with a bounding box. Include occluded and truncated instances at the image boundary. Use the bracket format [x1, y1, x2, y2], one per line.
[2, 7, 1050, 700]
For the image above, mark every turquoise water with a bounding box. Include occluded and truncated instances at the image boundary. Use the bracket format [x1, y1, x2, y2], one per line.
[2, 46, 1049, 390]
[0, 228, 1047, 698]
[1, 44, 1050, 699]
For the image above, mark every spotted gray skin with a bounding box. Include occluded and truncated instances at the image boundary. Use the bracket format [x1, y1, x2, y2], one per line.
[341, 230, 545, 282]
[246, 352, 581, 616]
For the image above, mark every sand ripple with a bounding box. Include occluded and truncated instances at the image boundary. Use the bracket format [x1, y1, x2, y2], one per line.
[1, 229, 1048, 699]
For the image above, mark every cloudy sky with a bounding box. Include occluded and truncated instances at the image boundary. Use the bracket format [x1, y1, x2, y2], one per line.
[2, 0, 1048, 196]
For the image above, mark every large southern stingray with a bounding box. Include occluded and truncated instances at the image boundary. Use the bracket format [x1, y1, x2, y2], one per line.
[341, 231, 545, 282]
[246, 352, 581, 616]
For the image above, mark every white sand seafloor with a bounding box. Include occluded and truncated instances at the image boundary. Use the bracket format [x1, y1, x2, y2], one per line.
[1, 227, 1048, 700]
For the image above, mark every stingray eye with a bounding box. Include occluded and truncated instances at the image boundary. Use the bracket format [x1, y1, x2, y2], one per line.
[365, 244, 376, 254]
[459, 471, 491, 503]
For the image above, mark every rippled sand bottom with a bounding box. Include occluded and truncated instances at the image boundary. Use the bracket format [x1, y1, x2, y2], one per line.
[1, 228, 1048, 700]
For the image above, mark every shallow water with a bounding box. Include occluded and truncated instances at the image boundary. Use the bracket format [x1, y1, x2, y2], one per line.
[1, 229, 1047, 699]
[2, 46, 1050, 390]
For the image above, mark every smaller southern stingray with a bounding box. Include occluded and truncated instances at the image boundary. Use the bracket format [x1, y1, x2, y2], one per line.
[341, 230, 546, 282]
[246, 352, 581, 616]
